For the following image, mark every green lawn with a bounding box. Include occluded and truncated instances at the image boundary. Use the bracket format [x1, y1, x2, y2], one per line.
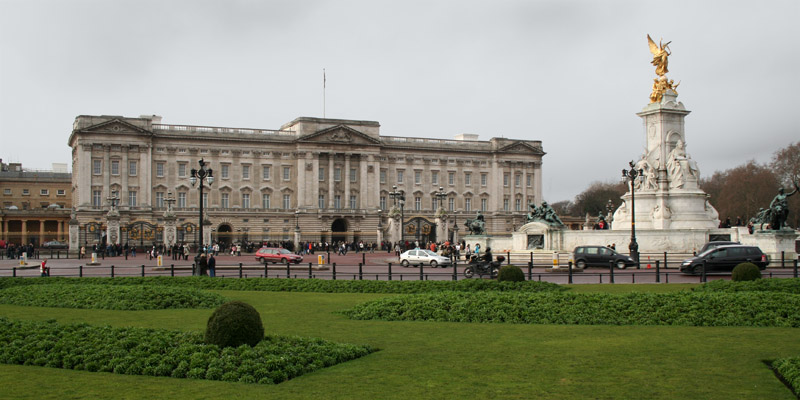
[0, 285, 797, 399]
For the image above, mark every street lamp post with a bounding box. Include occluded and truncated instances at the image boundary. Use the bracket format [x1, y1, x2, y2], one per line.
[622, 161, 643, 266]
[606, 199, 614, 229]
[389, 185, 405, 245]
[189, 159, 213, 265]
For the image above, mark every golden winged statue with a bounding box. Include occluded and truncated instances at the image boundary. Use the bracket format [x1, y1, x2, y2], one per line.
[647, 34, 671, 77]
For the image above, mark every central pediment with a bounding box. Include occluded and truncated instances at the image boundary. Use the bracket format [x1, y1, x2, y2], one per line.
[497, 141, 545, 155]
[77, 119, 152, 136]
[297, 125, 381, 145]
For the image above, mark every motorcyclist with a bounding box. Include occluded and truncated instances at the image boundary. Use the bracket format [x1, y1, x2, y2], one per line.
[482, 247, 493, 266]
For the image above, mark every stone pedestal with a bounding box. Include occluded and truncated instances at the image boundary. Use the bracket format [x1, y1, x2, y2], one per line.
[387, 215, 401, 244]
[737, 229, 799, 263]
[613, 90, 719, 231]
[435, 215, 449, 243]
[68, 213, 80, 253]
[106, 213, 120, 246]
[163, 216, 177, 248]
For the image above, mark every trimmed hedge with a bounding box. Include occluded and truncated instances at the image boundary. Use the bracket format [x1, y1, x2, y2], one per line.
[497, 265, 525, 282]
[772, 356, 800, 397]
[0, 317, 374, 384]
[206, 301, 264, 348]
[0, 284, 226, 310]
[731, 262, 761, 281]
[342, 291, 800, 327]
[694, 278, 800, 294]
[0, 276, 565, 294]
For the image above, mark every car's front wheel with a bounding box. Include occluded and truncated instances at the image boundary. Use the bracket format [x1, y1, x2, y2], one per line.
[692, 265, 704, 275]
[430, 260, 438, 268]
[282, 258, 289, 265]
[616, 260, 627, 269]
[576, 260, 587, 269]
[401, 259, 409, 267]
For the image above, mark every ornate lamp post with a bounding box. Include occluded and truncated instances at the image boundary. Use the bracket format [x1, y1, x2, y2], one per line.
[434, 186, 447, 210]
[189, 159, 213, 260]
[622, 161, 643, 266]
[606, 199, 614, 229]
[389, 185, 405, 245]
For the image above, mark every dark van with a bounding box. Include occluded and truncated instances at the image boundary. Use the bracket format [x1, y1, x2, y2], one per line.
[680, 245, 768, 275]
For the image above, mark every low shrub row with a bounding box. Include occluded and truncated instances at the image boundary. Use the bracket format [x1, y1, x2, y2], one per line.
[772, 356, 800, 397]
[0, 317, 374, 384]
[0, 284, 226, 310]
[0, 276, 565, 294]
[694, 278, 800, 294]
[342, 291, 800, 327]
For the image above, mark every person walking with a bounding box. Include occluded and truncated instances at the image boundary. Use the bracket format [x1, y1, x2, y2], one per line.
[208, 254, 216, 277]
[40, 258, 48, 277]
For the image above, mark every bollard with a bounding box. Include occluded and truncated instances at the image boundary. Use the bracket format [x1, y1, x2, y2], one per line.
[794, 259, 798, 278]
[332, 263, 337, 280]
[664, 252, 668, 270]
[141, 264, 145, 277]
[327, 252, 331, 265]
[170, 264, 174, 277]
[111, 265, 115, 278]
[781, 251, 785, 268]
[308, 263, 313, 279]
[453, 261, 457, 281]
[701, 260, 707, 283]
[362, 253, 366, 266]
[507, 251, 511, 265]
[655, 260, 660, 283]
[79, 265, 83, 278]
[388, 263, 392, 281]
[12, 267, 16, 277]
[609, 260, 615, 284]
[528, 261, 532, 281]
[286, 262, 290, 278]
[419, 262, 424, 281]
[568, 261, 573, 284]
[125, 252, 128, 260]
[264, 263, 268, 278]
[530, 252, 533, 266]
[239, 263, 243, 279]
[358, 263, 363, 280]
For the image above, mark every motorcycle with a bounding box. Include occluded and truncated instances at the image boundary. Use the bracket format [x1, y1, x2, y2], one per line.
[463, 255, 504, 279]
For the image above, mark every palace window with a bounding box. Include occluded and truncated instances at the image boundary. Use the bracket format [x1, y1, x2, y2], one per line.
[92, 190, 101, 207]
[155, 192, 164, 208]
[178, 163, 187, 177]
[350, 168, 357, 182]
[334, 195, 341, 209]
[349, 195, 357, 209]
[156, 162, 164, 177]
[221, 164, 229, 179]
[283, 194, 291, 209]
[503, 173, 510, 187]
[319, 167, 325, 181]
[319, 194, 325, 209]
[397, 170, 404, 184]
[414, 197, 421, 211]
[93, 160, 102, 175]
[262, 193, 271, 209]
[481, 173, 487, 186]
[465, 198, 472, 212]
[129, 161, 137, 177]
[242, 165, 250, 180]
[482, 198, 488, 212]
[262, 165, 271, 180]
[380, 170, 386, 184]
[242, 193, 250, 209]
[380, 196, 386, 210]
[40, 189, 49, 196]
[221, 193, 229, 208]
[334, 167, 341, 181]
[283, 166, 291, 181]
[448, 198, 454, 211]
[503, 198, 509, 211]
[432, 171, 439, 185]
[128, 191, 137, 207]
[465, 173, 471, 186]
[415, 171, 421, 185]
[111, 160, 119, 175]
[527, 174, 532, 187]
[178, 192, 186, 208]
[515, 174, 521, 187]
[448, 172, 455, 185]
[202, 193, 208, 208]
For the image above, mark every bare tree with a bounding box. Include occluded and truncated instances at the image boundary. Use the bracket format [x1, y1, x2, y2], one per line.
[573, 181, 627, 218]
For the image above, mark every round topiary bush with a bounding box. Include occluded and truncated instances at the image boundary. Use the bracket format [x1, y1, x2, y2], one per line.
[497, 265, 525, 282]
[731, 262, 762, 281]
[205, 301, 264, 348]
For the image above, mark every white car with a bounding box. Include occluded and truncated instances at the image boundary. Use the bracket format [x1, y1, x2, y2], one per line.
[399, 249, 452, 268]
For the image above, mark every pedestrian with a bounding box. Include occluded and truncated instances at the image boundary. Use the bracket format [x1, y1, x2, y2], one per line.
[40, 258, 48, 277]
[208, 253, 216, 277]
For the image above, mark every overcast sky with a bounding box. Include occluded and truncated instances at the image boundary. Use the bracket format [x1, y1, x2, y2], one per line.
[1, 0, 798, 202]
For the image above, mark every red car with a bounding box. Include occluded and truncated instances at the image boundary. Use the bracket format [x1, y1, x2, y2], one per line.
[254, 247, 303, 265]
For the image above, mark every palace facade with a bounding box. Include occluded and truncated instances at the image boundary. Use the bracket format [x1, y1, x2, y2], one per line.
[68, 115, 544, 247]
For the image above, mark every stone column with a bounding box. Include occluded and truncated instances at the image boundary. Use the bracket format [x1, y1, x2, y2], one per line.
[21, 220, 27, 245]
[328, 154, 335, 208]
[296, 153, 306, 208]
[104, 147, 112, 207]
[359, 155, 369, 209]
[121, 147, 129, 207]
[344, 154, 351, 209]
[311, 152, 320, 209]
[39, 220, 45, 244]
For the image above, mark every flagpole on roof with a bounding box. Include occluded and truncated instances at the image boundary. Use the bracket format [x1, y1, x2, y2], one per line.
[323, 68, 326, 118]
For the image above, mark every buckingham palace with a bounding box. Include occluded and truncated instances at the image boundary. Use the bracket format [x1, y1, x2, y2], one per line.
[68, 114, 544, 249]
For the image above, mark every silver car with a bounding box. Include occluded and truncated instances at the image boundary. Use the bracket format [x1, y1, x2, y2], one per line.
[399, 249, 452, 268]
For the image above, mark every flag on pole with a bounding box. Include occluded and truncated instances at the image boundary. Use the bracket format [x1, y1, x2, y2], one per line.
[323, 68, 326, 89]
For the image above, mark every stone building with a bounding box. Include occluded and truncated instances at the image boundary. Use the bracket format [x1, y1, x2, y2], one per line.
[0, 160, 72, 246]
[68, 115, 544, 249]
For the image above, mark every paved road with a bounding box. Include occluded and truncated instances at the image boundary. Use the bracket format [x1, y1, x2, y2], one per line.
[1, 250, 797, 284]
